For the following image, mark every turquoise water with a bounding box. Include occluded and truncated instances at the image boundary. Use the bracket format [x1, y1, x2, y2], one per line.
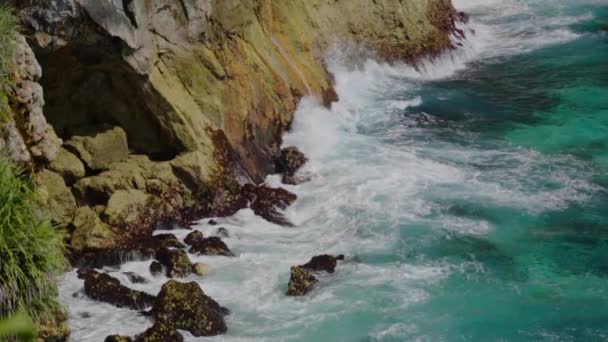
[60, 1, 608, 341]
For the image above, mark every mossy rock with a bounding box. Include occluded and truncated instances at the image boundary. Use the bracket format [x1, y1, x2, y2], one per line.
[153, 280, 229, 337]
[35, 169, 77, 226]
[105, 335, 133, 342]
[78, 269, 156, 310]
[48, 147, 86, 184]
[134, 323, 183, 342]
[64, 126, 129, 171]
[70, 206, 118, 251]
[155, 248, 193, 278]
[287, 266, 318, 296]
[102, 189, 150, 227]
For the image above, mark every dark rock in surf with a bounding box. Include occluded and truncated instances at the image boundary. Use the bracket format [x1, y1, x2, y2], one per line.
[155, 248, 193, 278]
[134, 323, 184, 342]
[142, 234, 185, 250]
[153, 280, 229, 337]
[286, 266, 318, 296]
[105, 335, 132, 342]
[188, 236, 234, 257]
[123, 272, 148, 284]
[184, 231, 204, 246]
[276, 146, 308, 185]
[78, 269, 156, 310]
[216, 227, 229, 238]
[149, 261, 163, 276]
[241, 184, 297, 226]
[300, 254, 345, 274]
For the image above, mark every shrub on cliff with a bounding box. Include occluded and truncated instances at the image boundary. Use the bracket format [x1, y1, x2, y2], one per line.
[0, 155, 67, 327]
[0, 5, 17, 121]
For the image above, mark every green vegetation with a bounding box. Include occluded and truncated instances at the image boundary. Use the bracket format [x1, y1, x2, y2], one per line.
[0, 155, 67, 326]
[0, 309, 36, 341]
[0, 5, 17, 121]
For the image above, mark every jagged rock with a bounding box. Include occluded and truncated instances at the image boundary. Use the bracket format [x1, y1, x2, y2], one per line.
[188, 237, 234, 257]
[35, 169, 77, 226]
[286, 255, 345, 296]
[48, 147, 86, 184]
[78, 269, 156, 310]
[134, 323, 183, 342]
[241, 184, 297, 226]
[155, 248, 193, 278]
[216, 227, 229, 238]
[300, 254, 345, 274]
[102, 189, 151, 226]
[184, 231, 204, 246]
[64, 126, 129, 171]
[153, 280, 229, 337]
[276, 146, 308, 185]
[105, 335, 133, 342]
[150, 261, 163, 276]
[192, 263, 210, 277]
[70, 206, 118, 252]
[123, 272, 148, 284]
[287, 266, 318, 296]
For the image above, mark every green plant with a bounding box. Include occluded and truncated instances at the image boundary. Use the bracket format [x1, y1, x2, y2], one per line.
[0, 155, 67, 323]
[0, 309, 36, 341]
[0, 5, 17, 122]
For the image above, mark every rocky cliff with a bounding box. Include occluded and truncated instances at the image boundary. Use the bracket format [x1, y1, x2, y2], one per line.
[2, 0, 462, 254]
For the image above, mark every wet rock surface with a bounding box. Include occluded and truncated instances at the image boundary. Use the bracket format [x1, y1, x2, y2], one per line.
[300, 254, 345, 274]
[105, 335, 132, 342]
[155, 248, 193, 278]
[149, 261, 163, 276]
[153, 280, 229, 337]
[134, 323, 184, 342]
[187, 236, 234, 257]
[123, 272, 148, 284]
[287, 266, 319, 296]
[78, 269, 156, 310]
[241, 184, 297, 226]
[276, 146, 308, 185]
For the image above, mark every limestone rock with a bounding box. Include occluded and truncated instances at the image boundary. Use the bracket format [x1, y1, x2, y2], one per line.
[65, 126, 128, 171]
[153, 280, 229, 337]
[48, 147, 86, 184]
[287, 266, 318, 297]
[78, 269, 156, 310]
[134, 323, 184, 342]
[155, 248, 193, 278]
[70, 206, 118, 251]
[35, 169, 77, 226]
[102, 189, 150, 227]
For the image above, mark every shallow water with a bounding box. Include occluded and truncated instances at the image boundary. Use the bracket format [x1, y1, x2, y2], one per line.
[60, 0, 608, 340]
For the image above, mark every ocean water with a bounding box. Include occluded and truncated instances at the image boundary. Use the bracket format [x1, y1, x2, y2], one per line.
[59, 0, 608, 341]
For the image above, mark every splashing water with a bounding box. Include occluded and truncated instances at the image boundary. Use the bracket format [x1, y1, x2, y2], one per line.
[60, 1, 608, 340]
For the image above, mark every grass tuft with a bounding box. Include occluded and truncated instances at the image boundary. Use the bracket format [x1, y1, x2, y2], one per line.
[0, 155, 67, 322]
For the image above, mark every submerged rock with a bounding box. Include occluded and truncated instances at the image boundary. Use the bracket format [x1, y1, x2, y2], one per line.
[276, 146, 308, 185]
[241, 184, 297, 226]
[188, 236, 234, 257]
[134, 323, 184, 342]
[123, 272, 148, 284]
[216, 227, 229, 238]
[78, 269, 156, 310]
[153, 280, 229, 337]
[192, 262, 210, 277]
[155, 248, 193, 278]
[287, 266, 318, 296]
[105, 335, 133, 342]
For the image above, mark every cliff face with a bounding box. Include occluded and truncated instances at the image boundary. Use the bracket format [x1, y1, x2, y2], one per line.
[3, 0, 461, 252]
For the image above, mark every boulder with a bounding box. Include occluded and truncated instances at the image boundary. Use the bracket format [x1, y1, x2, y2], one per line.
[70, 206, 118, 252]
[64, 126, 129, 171]
[216, 227, 229, 238]
[153, 280, 229, 337]
[155, 248, 193, 278]
[143, 234, 185, 250]
[134, 323, 183, 342]
[123, 272, 148, 284]
[188, 237, 234, 257]
[286, 266, 318, 296]
[241, 184, 297, 226]
[184, 231, 204, 246]
[150, 261, 163, 276]
[276, 146, 308, 185]
[48, 147, 86, 184]
[102, 189, 150, 226]
[78, 269, 156, 310]
[35, 169, 77, 226]
[300, 254, 345, 274]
